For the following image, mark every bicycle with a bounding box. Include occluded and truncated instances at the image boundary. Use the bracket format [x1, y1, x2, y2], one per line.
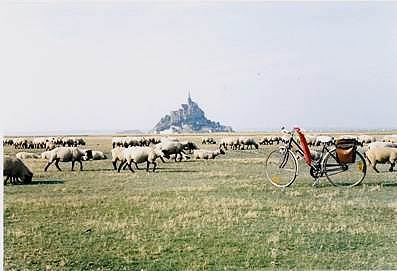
[265, 127, 367, 188]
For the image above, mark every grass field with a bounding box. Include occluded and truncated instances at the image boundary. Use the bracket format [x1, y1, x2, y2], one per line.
[3, 134, 397, 270]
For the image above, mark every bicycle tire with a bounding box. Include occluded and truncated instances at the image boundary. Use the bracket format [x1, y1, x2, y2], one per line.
[323, 149, 367, 187]
[265, 148, 298, 188]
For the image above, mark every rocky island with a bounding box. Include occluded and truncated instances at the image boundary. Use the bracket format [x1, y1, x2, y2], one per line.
[153, 94, 233, 133]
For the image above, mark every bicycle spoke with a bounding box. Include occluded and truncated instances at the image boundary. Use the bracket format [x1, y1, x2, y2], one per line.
[265, 149, 298, 188]
[324, 149, 366, 187]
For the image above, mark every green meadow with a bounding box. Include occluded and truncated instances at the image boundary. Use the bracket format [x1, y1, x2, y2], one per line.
[4, 134, 397, 270]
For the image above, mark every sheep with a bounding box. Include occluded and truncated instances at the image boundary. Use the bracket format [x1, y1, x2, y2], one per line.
[41, 150, 52, 160]
[45, 141, 56, 151]
[3, 138, 14, 146]
[310, 150, 322, 161]
[33, 137, 47, 149]
[357, 135, 376, 146]
[365, 146, 397, 173]
[111, 147, 126, 170]
[238, 137, 259, 150]
[220, 137, 239, 150]
[16, 152, 40, 159]
[293, 149, 321, 162]
[112, 136, 155, 148]
[260, 136, 281, 145]
[193, 148, 225, 159]
[145, 137, 161, 146]
[13, 138, 29, 149]
[59, 137, 86, 147]
[368, 142, 397, 150]
[91, 151, 107, 160]
[169, 152, 190, 161]
[118, 146, 166, 172]
[112, 137, 124, 148]
[43, 147, 93, 171]
[81, 150, 107, 161]
[181, 141, 199, 154]
[337, 135, 358, 141]
[219, 138, 231, 149]
[259, 136, 270, 145]
[259, 136, 277, 145]
[305, 135, 317, 146]
[63, 137, 77, 147]
[125, 137, 141, 147]
[314, 136, 334, 146]
[280, 135, 290, 145]
[3, 156, 33, 185]
[76, 138, 86, 146]
[202, 137, 216, 144]
[156, 141, 187, 162]
[383, 135, 397, 143]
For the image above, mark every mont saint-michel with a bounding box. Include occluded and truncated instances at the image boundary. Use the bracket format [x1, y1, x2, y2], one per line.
[153, 94, 233, 133]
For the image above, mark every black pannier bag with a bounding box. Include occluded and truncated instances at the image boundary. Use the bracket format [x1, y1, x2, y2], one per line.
[335, 138, 357, 164]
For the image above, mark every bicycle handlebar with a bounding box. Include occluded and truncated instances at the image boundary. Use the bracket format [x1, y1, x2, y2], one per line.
[280, 127, 294, 135]
[280, 126, 302, 135]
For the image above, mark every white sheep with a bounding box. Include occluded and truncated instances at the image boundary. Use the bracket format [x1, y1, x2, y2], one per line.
[3, 138, 13, 146]
[156, 141, 187, 162]
[383, 135, 397, 143]
[337, 135, 358, 141]
[111, 147, 126, 170]
[180, 141, 199, 154]
[41, 150, 52, 160]
[33, 137, 46, 149]
[16, 152, 40, 159]
[44, 147, 93, 171]
[112, 136, 154, 148]
[259, 136, 280, 145]
[238, 137, 259, 150]
[112, 137, 125, 148]
[259, 136, 271, 145]
[368, 142, 397, 150]
[220, 137, 239, 150]
[13, 138, 30, 149]
[305, 135, 317, 146]
[202, 137, 216, 144]
[82, 150, 107, 161]
[169, 153, 190, 161]
[193, 148, 225, 159]
[280, 135, 290, 145]
[118, 146, 165, 172]
[314, 136, 334, 146]
[3, 156, 33, 184]
[91, 151, 107, 160]
[294, 150, 321, 162]
[365, 146, 397, 173]
[45, 141, 56, 151]
[357, 135, 376, 146]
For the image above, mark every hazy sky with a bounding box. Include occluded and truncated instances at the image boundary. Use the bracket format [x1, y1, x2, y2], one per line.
[1, 2, 396, 134]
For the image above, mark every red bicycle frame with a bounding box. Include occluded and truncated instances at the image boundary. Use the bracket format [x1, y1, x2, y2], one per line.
[293, 127, 312, 166]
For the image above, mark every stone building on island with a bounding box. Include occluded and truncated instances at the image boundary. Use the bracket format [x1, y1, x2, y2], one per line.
[153, 93, 233, 133]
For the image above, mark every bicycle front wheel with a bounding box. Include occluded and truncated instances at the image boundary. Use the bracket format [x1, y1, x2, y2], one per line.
[323, 149, 367, 187]
[265, 148, 298, 188]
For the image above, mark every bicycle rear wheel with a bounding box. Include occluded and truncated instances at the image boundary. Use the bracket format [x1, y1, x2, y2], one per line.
[323, 149, 367, 187]
[265, 148, 298, 188]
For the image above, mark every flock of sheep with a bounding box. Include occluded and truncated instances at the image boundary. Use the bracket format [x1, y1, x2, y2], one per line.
[3, 136, 86, 150]
[3, 133, 397, 185]
[259, 134, 397, 147]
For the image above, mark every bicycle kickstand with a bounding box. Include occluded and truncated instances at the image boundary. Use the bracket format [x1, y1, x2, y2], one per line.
[312, 178, 321, 187]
